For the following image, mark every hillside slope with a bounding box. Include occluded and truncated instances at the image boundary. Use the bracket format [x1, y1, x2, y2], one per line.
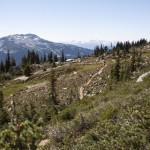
[0, 43, 150, 149]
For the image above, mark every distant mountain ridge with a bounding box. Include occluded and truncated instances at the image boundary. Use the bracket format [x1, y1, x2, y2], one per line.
[0, 34, 93, 63]
[63, 40, 117, 49]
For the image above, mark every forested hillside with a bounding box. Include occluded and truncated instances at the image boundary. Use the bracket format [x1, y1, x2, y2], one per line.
[0, 39, 149, 149]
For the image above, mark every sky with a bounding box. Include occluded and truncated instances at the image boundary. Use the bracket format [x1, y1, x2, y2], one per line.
[0, 0, 150, 42]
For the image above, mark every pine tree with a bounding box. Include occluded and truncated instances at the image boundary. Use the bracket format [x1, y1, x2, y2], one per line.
[114, 57, 120, 82]
[94, 46, 100, 57]
[50, 69, 58, 105]
[54, 53, 58, 62]
[43, 53, 47, 62]
[0, 61, 5, 73]
[29, 50, 35, 64]
[10, 57, 16, 67]
[61, 49, 65, 62]
[5, 51, 11, 72]
[24, 65, 31, 76]
[77, 51, 81, 58]
[48, 51, 53, 63]
[35, 52, 40, 64]
[0, 90, 4, 109]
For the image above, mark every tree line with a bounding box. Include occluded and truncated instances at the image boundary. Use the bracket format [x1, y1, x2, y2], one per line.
[94, 38, 147, 57]
[0, 51, 16, 74]
[0, 49, 66, 77]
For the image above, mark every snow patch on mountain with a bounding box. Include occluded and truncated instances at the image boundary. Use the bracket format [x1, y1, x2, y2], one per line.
[0, 34, 93, 63]
[63, 40, 117, 49]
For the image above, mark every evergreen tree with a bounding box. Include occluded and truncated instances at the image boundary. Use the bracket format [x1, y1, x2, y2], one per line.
[35, 52, 40, 64]
[77, 51, 81, 58]
[94, 46, 99, 57]
[0, 90, 4, 109]
[104, 46, 108, 53]
[27, 50, 30, 63]
[21, 55, 28, 68]
[50, 69, 58, 105]
[5, 51, 11, 72]
[24, 65, 31, 76]
[43, 53, 47, 62]
[116, 48, 120, 56]
[48, 51, 53, 63]
[54, 53, 58, 62]
[100, 44, 104, 56]
[114, 57, 120, 82]
[61, 49, 65, 62]
[10, 57, 16, 67]
[0, 61, 5, 73]
[29, 50, 35, 64]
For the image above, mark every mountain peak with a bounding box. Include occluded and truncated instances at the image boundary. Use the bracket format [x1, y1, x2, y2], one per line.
[0, 34, 93, 63]
[7, 34, 40, 40]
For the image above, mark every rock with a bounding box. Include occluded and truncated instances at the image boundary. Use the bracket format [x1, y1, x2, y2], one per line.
[136, 71, 150, 82]
[38, 139, 49, 147]
[74, 71, 77, 75]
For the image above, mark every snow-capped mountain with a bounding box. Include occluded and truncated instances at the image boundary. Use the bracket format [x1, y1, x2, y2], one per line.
[63, 40, 117, 49]
[0, 34, 93, 63]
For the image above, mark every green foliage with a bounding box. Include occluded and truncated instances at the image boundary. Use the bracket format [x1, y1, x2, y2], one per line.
[0, 108, 9, 127]
[61, 49, 65, 62]
[0, 119, 44, 150]
[58, 108, 76, 121]
[21, 50, 40, 67]
[111, 57, 120, 82]
[49, 69, 58, 105]
[94, 45, 106, 57]
[48, 51, 53, 63]
[41, 72, 150, 149]
[0, 90, 9, 127]
[0, 90, 4, 109]
[23, 65, 31, 76]
[5, 51, 11, 72]
[54, 53, 58, 62]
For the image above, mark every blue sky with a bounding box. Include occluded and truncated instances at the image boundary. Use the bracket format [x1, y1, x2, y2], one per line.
[0, 0, 150, 42]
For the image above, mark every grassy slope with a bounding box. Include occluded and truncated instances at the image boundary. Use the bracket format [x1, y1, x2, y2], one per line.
[40, 76, 150, 150]
[0, 55, 150, 149]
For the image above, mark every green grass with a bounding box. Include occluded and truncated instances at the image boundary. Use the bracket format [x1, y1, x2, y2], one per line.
[40, 74, 150, 149]
[0, 77, 49, 97]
